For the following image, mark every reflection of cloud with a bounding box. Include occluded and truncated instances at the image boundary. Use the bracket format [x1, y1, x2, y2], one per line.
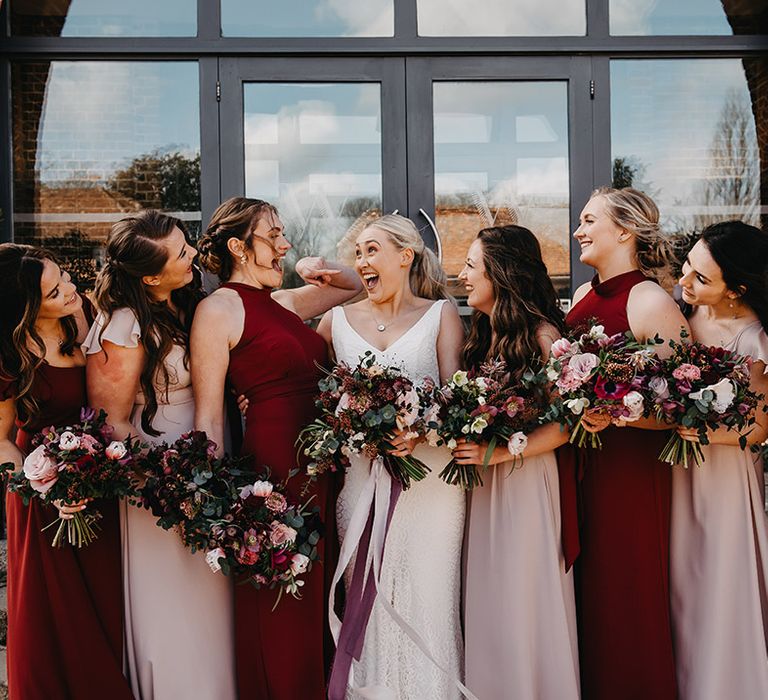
[435, 172, 489, 194]
[516, 115, 557, 143]
[317, 0, 393, 36]
[418, 0, 585, 36]
[610, 0, 657, 35]
[299, 114, 379, 144]
[516, 158, 569, 196]
[245, 114, 279, 144]
[434, 114, 491, 144]
[308, 173, 381, 196]
[245, 160, 280, 199]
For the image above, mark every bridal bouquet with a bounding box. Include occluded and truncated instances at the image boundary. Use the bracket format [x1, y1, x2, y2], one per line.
[541, 323, 663, 448]
[204, 472, 323, 607]
[297, 351, 430, 490]
[138, 430, 247, 552]
[425, 360, 546, 490]
[652, 338, 761, 468]
[0, 407, 142, 547]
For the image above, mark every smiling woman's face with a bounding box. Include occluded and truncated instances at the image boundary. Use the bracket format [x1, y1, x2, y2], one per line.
[573, 195, 624, 268]
[458, 238, 494, 314]
[354, 226, 411, 302]
[678, 239, 731, 308]
[37, 258, 82, 322]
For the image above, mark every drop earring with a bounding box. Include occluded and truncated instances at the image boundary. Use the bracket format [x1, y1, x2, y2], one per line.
[240, 254, 247, 265]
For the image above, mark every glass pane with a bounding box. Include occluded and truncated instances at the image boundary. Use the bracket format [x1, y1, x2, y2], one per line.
[12, 61, 201, 289]
[11, 0, 196, 37]
[610, 0, 766, 36]
[433, 81, 570, 298]
[418, 0, 585, 36]
[611, 59, 767, 242]
[222, 0, 393, 37]
[244, 83, 383, 288]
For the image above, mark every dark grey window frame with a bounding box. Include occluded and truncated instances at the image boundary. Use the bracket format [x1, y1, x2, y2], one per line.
[1, 0, 766, 294]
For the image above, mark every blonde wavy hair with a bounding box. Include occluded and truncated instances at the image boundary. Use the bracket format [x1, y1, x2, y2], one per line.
[592, 186, 674, 287]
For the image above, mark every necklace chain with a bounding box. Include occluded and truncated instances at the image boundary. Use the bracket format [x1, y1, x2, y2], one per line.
[370, 308, 394, 333]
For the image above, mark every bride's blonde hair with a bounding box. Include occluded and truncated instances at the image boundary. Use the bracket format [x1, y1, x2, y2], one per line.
[360, 214, 450, 301]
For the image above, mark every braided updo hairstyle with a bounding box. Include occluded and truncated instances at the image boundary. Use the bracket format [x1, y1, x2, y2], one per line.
[198, 197, 278, 281]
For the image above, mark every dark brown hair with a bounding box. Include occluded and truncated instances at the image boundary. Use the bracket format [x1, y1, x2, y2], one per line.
[197, 197, 278, 282]
[91, 210, 203, 436]
[0, 244, 79, 426]
[462, 226, 565, 378]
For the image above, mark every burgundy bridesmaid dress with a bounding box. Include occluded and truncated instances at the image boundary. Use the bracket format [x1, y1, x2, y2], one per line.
[3, 363, 131, 700]
[223, 282, 331, 700]
[565, 270, 677, 700]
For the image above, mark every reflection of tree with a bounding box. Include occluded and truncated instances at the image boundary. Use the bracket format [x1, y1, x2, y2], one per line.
[611, 156, 654, 194]
[109, 150, 201, 214]
[693, 90, 759, 230]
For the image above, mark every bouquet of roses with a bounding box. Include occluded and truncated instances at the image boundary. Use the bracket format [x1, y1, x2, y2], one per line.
[138, 430, 248, 552]
[297, 351, 430, 490]
[652, 337, 761, 468]
[204, 472, 323, 608]
[541, 323, 663, 448]
[424, 360, 546, 490]
[0, 407, 142, 547]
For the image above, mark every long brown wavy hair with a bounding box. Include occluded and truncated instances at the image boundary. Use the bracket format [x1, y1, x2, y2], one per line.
[91, 210, 203, 436]
[462, 226, 566, 378]
[0, 244, 79, 426]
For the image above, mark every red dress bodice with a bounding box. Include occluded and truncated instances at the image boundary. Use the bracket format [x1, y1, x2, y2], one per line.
[565, 269, 677, 700]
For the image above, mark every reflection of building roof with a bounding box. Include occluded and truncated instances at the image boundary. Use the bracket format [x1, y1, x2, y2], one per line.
[37, 185, 142, 213]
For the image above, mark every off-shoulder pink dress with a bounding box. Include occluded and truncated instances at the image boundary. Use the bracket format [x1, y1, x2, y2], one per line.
[671, 320, 768, 700]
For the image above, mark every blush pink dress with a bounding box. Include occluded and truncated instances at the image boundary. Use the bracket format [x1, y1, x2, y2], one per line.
[671, 320, 768, 700]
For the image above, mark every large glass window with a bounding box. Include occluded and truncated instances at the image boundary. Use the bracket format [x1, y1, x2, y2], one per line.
[432, 81, 571, 296]
[610, 0, 766, 36]
[417, 0, 586, 37]
[12, 61, 201, 288]
[243, 82, 383, 288]
[611, 59, 767, 238]
[10, 0, 197, 37]
[221, 0, 393, 37]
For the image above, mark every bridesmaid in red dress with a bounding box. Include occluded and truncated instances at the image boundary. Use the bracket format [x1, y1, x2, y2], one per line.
[566, 188, 689, 699]
[0, 244, 131, 700]
[193, 197, 362, 699]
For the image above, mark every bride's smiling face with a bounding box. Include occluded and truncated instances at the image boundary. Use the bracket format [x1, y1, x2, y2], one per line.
[355, 226, 413, 302]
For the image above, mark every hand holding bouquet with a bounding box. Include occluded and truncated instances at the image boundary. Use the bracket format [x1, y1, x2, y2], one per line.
[0, 407, 142, 547]
[138, 430, 246, 550]
[297, 351, 431, 490]
[653, 338, 761, 467]
[542, 323, 662, 448]
[425, 360, 545, 490]
[205, 474, 323, 608]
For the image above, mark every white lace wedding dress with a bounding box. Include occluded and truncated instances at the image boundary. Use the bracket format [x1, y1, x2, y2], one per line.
[332, 301, 466, 700]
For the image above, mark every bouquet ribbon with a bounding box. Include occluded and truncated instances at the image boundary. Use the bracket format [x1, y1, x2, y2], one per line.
[327, 456, 478, 700]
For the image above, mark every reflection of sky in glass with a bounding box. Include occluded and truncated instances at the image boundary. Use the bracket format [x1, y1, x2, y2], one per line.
[222, 0, 393, 37]
[243, 83, 382, 284]
[433, 81, 570, 280]
[418, 0, 585, 36]
[611, 59, 759, 226]
[36, 62, 199, 183]
[610, 0, 735, 35]
[13, 0, 196, 36]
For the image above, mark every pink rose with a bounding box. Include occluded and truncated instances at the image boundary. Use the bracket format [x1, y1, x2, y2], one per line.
[290, 553, 310, 575]
[269, 521, 297, 546]
[556, 366, 583, 393]
[672, 363, 701, 382]
[23, 445, 59, 493]
[567, 353, 599, 383]
[79, 434, 101, 455]
[264, 492, 287, 513]
[550, 338, 573, 359]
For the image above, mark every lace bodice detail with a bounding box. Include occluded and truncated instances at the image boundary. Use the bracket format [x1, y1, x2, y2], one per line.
[331, 301, 445, 384]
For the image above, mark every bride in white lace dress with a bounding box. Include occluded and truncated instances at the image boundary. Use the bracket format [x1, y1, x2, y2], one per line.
[317, 214, 466, 699]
